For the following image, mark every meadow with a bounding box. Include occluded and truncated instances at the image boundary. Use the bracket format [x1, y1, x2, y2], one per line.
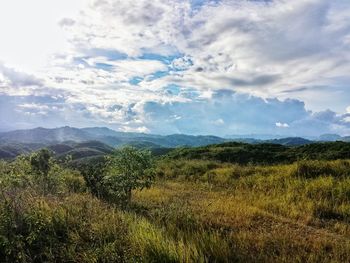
[1, 148, 350, 262]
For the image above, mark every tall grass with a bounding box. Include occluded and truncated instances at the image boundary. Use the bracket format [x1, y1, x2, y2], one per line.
[133, 159, 350, 262]
[2, 155, 350, 262]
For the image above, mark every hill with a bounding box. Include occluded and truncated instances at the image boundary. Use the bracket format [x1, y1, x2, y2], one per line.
[0, 126, 228, 148]
[165, 141, 350, 164]
[0, 126, 92, 144]
[0, 140, 114, 161]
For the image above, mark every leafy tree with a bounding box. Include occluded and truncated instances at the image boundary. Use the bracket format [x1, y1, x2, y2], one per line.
[104, 147, 155, 207]
[77, 157, 107, 198]
[30, 149, 52, 177]
[30, 149, 56, 194]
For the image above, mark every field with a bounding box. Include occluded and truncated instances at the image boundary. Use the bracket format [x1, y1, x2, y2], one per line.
[1, 147, 350, 262]
[133, 159, 350, 262]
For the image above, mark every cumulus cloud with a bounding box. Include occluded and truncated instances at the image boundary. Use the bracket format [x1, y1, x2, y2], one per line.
[134, 90, 350, 136]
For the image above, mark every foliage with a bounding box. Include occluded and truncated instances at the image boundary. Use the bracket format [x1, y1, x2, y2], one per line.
[0, 192, 130, 262]
[165, 141, 350, 165]
[104, 147, 155, 206]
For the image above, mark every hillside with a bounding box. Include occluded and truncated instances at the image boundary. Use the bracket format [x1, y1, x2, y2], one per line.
[0, 140, 114, 161]
[165, 141, 350, 164]
[0, 142, 45, 158]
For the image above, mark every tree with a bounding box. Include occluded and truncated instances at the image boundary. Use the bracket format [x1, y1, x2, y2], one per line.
[104, 147, 155, 207]
[30, 149, 52, 177]
[30, 149, 54, 194]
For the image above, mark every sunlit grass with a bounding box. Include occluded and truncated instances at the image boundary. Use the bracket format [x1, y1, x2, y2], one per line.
[134, 159, 350, 262]
[2, 157, 350, 262]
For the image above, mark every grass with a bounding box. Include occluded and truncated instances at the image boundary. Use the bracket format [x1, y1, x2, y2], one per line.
[2, 156, 350, 262]
[133, 181, 350, 262]
[133, 159, 350, 262]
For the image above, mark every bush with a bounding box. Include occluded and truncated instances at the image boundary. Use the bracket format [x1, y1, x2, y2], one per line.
[0, 192, 130, 263]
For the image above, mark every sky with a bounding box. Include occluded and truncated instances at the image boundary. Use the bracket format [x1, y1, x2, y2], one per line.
[0, 0, 350, 137]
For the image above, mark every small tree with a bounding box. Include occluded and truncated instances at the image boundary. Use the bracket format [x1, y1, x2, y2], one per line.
[30, 149, 54, 194]
[104, 147, 154, 207]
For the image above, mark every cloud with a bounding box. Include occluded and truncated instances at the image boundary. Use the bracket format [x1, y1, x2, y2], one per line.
[0, 63, 43, 88]
[276, 122, 289, 128]
[1, 89, 350, 136]
[58, 18, 76, 27]
[1, 0, 350, 135]
[136, 90, 350, 136]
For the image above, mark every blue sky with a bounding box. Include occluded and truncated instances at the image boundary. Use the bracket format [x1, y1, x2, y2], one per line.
[1, 0, 350, 136]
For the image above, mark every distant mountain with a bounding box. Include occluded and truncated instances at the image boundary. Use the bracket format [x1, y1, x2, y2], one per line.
[0, 127, 228, 148]
[0, 126, 92, 144]
[0, 140, 114, 160]
[1, 126, 349, 160]
[319, 134, 342, 141]
[342, 136, 350, 142]
[266, 137, 313, 146]
[226, 134, 285, 140]
[82, 127, 147, 138]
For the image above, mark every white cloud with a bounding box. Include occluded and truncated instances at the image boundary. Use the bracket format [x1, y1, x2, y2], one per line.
[276, 122, 289, 128]
[214, 118, 225, 125]
[1, 0, 350, 135]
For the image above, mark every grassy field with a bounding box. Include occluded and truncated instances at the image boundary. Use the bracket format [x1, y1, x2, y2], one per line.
[1, 153, 350, 262]
[131, 159, 350, 262]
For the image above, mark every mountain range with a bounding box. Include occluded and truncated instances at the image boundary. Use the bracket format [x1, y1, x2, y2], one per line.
[0, 126, 349, 160]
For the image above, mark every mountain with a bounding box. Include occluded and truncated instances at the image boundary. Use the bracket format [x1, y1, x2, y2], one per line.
[0, 126, 92, 144]
[266, 137, 313, 146]
[342, 136, 350, 142]
[319, 134, 342, 141]
[0, 140, 114, 160]
[0, 142, 45, 159]
[1, 127, 349, 160]
[0, 127, 229, 159]
[226, 134, 285, 140]
[0, 127, 228, 148]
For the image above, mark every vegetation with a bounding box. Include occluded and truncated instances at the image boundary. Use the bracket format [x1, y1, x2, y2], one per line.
[1, 143, 350, 262]
[166, 141, 350, 164]
[103, 147, 155, 207]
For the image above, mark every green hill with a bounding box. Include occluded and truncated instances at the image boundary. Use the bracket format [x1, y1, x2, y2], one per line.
[165, 141, 350, 164]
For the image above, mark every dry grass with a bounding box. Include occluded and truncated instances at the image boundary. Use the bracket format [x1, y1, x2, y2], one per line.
[133, 159, 350, 262]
